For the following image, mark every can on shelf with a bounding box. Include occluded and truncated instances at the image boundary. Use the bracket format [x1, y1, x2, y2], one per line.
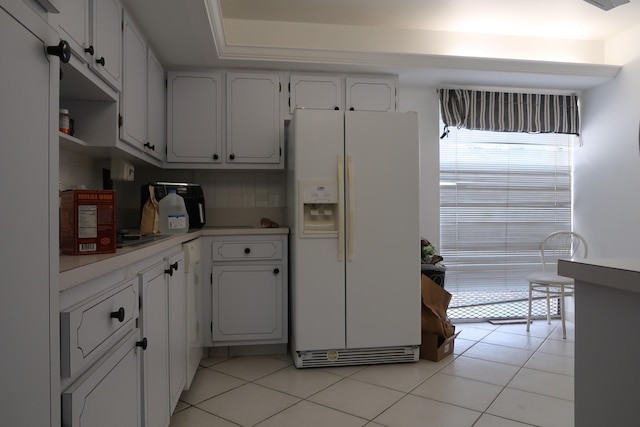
[59, 108, 70, 134]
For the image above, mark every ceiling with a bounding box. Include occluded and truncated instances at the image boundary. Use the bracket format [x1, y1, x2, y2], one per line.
[120, 0, 640, 89]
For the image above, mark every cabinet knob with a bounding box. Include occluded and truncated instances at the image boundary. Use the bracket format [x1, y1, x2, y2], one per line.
[110, 307, 125, 322]
[273, 268, 280, 274]
[334, 106, 340, 110]
[213, 154, 219, 160]
[165, 262, 179, 276]
[144, 142, 155, 151]
[349, 107, 355, 111]
[229, 154, 235, 160]
[136, 338, 148, 350]
[96, 56, 105, 66]
[84, 45, 94, 56]
[47, 40, 71, 64]
[244, 247, 251, 254]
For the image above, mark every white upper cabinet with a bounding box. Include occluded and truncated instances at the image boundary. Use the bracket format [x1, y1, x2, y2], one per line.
[167, 71, 223, 163]
[346, 76, 397, 112]
[89, 0, 122, 91]
[51, 0, 91, 62]
[146, 49, 166, 161]
[226, 71, 283, 167]
[120, 10, 146, 150]
[289, 74, 342, 114]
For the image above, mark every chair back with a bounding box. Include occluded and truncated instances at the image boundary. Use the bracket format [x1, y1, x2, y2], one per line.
[540, 231, 588, 272]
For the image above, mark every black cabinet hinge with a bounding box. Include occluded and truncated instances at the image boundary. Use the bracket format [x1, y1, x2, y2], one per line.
[118, 114, 122, 127]
[210, 272, 213, 284]
[210, 321, 213, 333]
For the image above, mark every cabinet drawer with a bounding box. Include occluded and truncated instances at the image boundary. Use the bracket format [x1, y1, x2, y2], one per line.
[212, 239, 282, 261]
[61, 278, 138, 378]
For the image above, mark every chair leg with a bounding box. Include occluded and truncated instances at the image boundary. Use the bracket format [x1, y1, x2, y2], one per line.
[560, 285, 567, 339]
[526, 283, 533, 331]
[545, 285, 551, 325]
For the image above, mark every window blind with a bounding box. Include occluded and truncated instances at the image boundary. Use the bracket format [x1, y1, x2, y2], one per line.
[440, 89, 580, 135]
[440, 124, 574, 293]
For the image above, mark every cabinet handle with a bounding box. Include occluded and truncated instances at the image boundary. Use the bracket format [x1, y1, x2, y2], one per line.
[229, 154, 235, 160]
[84, 45, 94, 55]
[334, 106, 340, 110]
[144, 142, 155, 150]
[96, 57, 105, 66]
[273, 268, 280, 274]
[136, 338, 148, 350]
[47, 40, 71, 64]
[213, 154, 219, 160]
[110, 307, 125, 322]
[244, 247, 251, 254]
[165, 262, 179, 276]
[349, 107, 355, 111]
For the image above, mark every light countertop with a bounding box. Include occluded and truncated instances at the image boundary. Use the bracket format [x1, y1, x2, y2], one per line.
[60, 227, 289, 291]
[558, 257, 640, 294]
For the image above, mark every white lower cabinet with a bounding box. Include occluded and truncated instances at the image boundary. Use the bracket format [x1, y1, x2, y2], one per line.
[60, 243, 192, 427]
[208, 233, 288, 346]
[62, 330, 142, 427]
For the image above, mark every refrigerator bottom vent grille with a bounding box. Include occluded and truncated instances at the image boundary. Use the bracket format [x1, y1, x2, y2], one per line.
[295, 346, 419, 368]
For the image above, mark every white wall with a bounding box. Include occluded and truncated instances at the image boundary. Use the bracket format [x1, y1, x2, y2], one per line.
[576, 24, 640, 258]
[398, 85, 441, 250]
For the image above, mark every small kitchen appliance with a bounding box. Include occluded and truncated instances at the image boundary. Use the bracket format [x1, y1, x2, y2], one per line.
[141, 182, 206, 229]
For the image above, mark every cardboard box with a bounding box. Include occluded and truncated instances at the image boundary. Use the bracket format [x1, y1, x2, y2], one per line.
[60, 190, 116, 255]
[420, 328, 460, 362]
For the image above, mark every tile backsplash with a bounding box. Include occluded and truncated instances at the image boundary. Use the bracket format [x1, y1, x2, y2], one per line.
[59, 150, 287, 230]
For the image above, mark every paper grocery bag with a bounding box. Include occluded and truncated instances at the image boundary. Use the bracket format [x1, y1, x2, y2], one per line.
[140, 185, 159, 235]
[421, 274, 455, 339]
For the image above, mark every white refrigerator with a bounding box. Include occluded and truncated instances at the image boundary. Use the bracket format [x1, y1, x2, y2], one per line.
[287, 109, 421, 368]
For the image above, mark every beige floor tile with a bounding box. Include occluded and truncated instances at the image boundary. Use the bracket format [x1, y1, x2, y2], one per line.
[473, 413, 536, 426]
[524, 351, 574, 376]
[173, 400, 190, 413]
[373, 394, 481, 427]
[254, 365, 343, 398]
[168, 406, 240, 427]
[412, 373, 503, 412]
[496, 321, 559, 338]
[179, 368, 246, 405]
[487, 388, 574, 427]
[481, 331, 545, 351]
[453, 338, 477, 354]
[455, 325, 493, 341]
[538, 338, 575, 358]
[508, 368, 574, 401]
[440, 356, 520, 386]
[199, 356, 232, 367]
[210, 355, 292, 381]
[196, 383, 299, 426]
[255, 400, 367, 427]
[318, 364, 366, 377]
[349, 361, 439, 392]
[308, 377, 405, 420]
[463, 342, 535, 366]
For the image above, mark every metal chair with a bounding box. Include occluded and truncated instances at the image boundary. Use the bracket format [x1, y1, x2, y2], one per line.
[526, 231, 588, 339]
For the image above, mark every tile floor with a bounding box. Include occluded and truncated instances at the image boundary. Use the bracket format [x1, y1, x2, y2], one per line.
[169, 320, 574, 427]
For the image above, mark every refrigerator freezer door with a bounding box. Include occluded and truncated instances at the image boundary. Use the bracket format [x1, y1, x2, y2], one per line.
[289, 110, 347, 351]
[344, 111, 421, 349]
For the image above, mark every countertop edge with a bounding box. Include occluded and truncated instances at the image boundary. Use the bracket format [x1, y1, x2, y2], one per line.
[60, 227, 289, 291]
[558, 257, 640, 294]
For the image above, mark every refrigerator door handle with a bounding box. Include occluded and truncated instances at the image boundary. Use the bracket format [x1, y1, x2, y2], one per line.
[347, 155, 355, 261]
[337, 155, 345, 261]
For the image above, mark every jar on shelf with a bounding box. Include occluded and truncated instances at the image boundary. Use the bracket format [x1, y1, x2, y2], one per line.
[59, 109, 70, 134]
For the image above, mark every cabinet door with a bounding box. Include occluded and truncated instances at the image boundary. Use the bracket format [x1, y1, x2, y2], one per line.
[146, 49, 166, 161]
[289, 74, 343, 114]
[1, 7, 57, 425]
[167, 251, 186, 412]
[167, 72, 223, 163]
[212, 265, 283, 341]
[51, 0, 91, 62]
[62, 331, 142, 427]
[139, 262, 171, 427]
[345, 76, 397, 112]
[89, 0, 122, 90]
[226, 72, 282, 165]
[120, 11, 147, 149]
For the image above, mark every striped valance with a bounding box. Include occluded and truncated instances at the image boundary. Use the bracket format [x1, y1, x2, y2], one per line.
[439, 89, 580, 135]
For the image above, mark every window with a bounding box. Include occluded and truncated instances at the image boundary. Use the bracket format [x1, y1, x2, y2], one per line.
[440, 122, 575, 320]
